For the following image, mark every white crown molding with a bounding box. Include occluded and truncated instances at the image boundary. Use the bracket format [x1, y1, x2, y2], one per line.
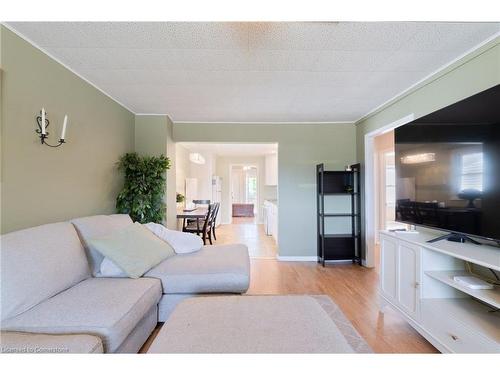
[355, 31, 500, 125]
[135, 113, 170, 116]
[2, 22, 136, 114]
[173, 120, 355, 125]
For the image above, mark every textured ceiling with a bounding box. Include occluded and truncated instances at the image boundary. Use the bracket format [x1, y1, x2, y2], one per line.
[180, 142, 277, 156]
[6, 22, 500, 122]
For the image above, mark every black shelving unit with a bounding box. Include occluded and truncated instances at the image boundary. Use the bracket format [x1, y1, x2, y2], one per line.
[316, 163, 361, 266]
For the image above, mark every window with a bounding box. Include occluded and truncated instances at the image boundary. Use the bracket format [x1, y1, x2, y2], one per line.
[460, 152, 483, 191]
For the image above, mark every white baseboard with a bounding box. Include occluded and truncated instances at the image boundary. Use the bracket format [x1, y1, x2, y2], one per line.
[277, 256, 317, 262]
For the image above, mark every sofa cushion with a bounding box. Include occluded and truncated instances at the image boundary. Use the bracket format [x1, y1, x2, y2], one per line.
[1, 277, 162, 353]
[0, 222, 90, 321]
[145, 244, 250, 294]
[70, 215, 133, 276]
[1, 331, 103, 354]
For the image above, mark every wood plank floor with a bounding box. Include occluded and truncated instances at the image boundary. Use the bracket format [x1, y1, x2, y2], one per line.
[215, 217, 278, 258]
[140, 220, 437, 353]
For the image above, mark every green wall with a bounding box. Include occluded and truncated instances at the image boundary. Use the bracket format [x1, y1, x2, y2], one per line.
[134, 115, 177, 229]
[355, 37, 500, 261]
[0, 27, 135, 233]
[173, 122, 357, 257]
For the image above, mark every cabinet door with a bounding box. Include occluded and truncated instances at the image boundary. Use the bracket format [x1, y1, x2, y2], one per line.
[380, 235, 398, 304]
[397, 242, 420, 320]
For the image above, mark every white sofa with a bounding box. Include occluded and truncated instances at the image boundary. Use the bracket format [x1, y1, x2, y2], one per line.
[0, 215, 250, 353]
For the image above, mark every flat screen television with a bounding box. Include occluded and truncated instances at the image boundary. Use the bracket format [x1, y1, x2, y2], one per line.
[394, 84, 500, 245]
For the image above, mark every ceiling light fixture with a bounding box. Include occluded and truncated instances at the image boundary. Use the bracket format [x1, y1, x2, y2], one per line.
[189, 153, 205, 165]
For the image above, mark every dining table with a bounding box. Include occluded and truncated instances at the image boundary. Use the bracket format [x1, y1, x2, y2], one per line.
[176, 207, 208, 232]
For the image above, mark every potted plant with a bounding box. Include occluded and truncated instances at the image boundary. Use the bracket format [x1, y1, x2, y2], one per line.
[176, 193, 185, 209]
[116, 152, 171, 223]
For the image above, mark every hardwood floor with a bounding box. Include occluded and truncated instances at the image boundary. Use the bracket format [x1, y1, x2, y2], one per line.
[247, 259, 437, 353]
[140, 222, 438, 353]
[215, 217, 278, 258]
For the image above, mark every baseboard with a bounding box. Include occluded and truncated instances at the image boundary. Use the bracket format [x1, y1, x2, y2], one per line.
[277, 256, 317, 262]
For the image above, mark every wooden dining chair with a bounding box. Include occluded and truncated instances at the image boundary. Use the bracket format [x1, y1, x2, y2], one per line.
[183, 203, 215, 245]
[186, 200, 211, 225]
[211, 202, 220, 241]
[193, 199, 210, 206]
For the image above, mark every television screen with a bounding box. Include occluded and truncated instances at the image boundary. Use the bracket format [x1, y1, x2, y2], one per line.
[395, 84, 500, 242]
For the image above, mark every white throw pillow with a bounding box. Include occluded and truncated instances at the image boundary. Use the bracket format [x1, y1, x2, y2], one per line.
[144, 223, 203, 254]
[99, 257, 127, 278]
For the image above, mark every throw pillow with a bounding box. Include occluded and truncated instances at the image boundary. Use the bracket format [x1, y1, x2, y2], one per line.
[88, 222, 175, 278]
[144, 222, 203, 253]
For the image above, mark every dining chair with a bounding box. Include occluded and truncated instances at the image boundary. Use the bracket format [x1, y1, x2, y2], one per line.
[183, 203, 215, 245]
[211, 202, 220, 241]
[186, 200, 211, 225]
[193, 199, 210, 206]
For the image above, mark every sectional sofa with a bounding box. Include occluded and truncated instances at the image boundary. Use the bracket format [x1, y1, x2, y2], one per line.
[0, 214, 250, 353]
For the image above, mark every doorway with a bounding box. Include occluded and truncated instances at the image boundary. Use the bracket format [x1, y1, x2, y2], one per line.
[175, 142, 278, 259]
[231, 165, 258, 220]
[364, 114, 415, 268]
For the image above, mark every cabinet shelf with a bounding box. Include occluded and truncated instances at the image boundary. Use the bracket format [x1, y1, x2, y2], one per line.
[323, 192, 358, 196]
[320, 213, 359, 217]
[321, 234, 360, 239]
[316, 163, 361, 266]
[425, 270, 500, 309]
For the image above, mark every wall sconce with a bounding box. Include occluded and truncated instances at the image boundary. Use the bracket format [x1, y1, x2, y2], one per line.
[36, 108, 68, 148]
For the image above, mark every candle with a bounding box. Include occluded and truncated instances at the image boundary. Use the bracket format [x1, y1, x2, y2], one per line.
[41, 108, 46, 135]
[61, 115, 68, 140]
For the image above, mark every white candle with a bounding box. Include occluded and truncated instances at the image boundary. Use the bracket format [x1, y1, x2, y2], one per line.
[41, 108, 46, 135]
[61, 115, 68, 140]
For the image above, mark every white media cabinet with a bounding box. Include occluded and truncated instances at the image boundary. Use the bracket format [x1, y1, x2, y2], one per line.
[379, 230, 500, 353]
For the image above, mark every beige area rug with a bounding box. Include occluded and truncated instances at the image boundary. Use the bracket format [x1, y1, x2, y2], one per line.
[148, 295, 372, 353]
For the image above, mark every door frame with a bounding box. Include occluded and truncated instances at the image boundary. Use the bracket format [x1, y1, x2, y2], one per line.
[376, 147, 396, 244]
[364, 114, 414, 268]
[228, 163, 259, 224]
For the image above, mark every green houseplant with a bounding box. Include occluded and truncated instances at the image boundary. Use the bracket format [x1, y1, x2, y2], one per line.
[116, 152, 171, 223]
[176, 193, 185, 203]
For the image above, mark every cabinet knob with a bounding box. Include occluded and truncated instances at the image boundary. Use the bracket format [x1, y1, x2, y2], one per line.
[450, 334, 459, 341]
[414, 282, 420, 288]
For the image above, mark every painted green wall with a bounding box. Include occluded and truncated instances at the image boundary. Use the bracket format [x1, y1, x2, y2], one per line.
[134, 115, 177, 229]
[173, 122, 357, 257]
[0, 27, 135, 233]
[355, 37, 500, 261]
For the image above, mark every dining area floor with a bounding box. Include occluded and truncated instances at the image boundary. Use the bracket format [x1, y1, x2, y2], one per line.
[215, 217, 278, 258]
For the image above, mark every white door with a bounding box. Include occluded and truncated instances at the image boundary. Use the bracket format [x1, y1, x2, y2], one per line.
[380, 235, 398, 304]
[397, 242, 420, 319]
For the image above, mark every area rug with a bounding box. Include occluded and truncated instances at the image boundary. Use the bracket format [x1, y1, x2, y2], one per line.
[148, 294, 372, 353]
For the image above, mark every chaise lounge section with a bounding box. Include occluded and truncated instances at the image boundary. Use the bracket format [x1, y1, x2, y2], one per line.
[1, 215, 250, 353]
